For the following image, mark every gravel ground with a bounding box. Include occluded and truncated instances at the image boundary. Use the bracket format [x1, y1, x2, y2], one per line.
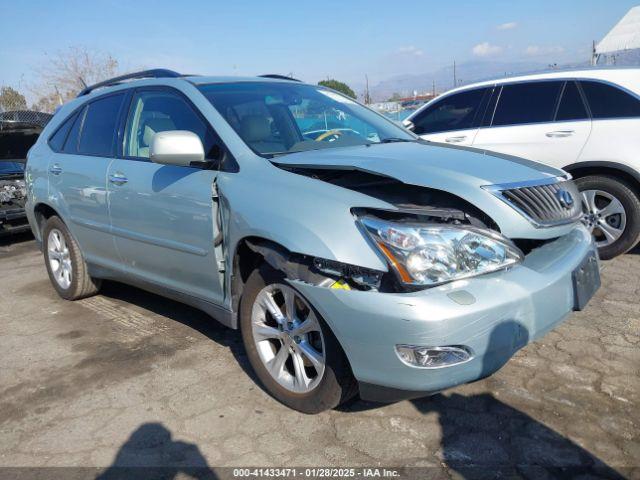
[1, 234, 638, 479]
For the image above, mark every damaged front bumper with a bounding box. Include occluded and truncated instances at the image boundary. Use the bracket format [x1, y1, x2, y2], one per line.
[290, 225, 598, 402]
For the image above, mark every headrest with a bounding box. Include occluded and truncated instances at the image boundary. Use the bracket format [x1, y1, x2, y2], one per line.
[142, 117, 176, 146]
[240, 115, 271, 142]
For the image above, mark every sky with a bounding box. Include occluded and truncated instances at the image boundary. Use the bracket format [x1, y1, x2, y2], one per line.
[1, 0, 638, 97]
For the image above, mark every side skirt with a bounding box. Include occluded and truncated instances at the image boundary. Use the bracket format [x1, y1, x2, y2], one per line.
[87, 263, 236, 329]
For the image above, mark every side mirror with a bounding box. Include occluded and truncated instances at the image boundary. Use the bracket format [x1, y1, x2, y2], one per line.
[402, 120, 416, 132]
[150, 130, 204, 167]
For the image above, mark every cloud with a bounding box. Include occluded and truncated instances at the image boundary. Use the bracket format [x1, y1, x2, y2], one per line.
[472, 42, 503, 57]
[497, 22, 518, 30]
[524, 45, 565, 56]
[394, 45, 425, 57]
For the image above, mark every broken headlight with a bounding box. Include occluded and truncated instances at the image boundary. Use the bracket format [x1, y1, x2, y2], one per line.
[358, 216, 523, 286]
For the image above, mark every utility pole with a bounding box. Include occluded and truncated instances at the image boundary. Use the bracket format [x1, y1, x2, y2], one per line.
[364, 74, 371, 105]
[54, 86, 63, 106]
[453, 61, 457, 88]
[432, 79, 435, 97]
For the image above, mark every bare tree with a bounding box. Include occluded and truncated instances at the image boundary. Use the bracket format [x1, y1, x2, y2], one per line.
[30, 46, 120, 112]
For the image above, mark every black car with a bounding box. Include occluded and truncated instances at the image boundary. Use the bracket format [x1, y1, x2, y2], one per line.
[0, 110, 52, 235]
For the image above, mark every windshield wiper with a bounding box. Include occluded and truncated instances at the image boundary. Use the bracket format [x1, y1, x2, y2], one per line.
[378, 137, 417, 144]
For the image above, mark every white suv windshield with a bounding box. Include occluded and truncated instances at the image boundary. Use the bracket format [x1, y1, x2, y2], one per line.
[198, 82, 415, 156]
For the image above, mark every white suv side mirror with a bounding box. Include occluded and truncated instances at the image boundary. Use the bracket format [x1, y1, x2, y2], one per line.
[403, 120, 416, 132]
[150, 130, 205, 167]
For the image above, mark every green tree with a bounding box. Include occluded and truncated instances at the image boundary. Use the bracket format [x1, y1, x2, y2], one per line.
[318, 79, 356, 99]
[0, 86, 27, 111]
[387, 92, 402, 102]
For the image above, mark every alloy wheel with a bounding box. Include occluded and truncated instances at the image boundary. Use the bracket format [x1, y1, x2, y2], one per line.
[47, 228, 72, 289]
[251, 283, 325, 393]
[580, 189, 627, 248]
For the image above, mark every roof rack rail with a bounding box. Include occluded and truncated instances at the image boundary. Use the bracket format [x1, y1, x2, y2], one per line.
[77, 69, 182, 97]
[259, 74, 301, 82]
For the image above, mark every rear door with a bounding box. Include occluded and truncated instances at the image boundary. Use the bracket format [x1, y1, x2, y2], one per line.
[472, 80, 591, 169]
[410, 87, 489, 146]
[107, 87, 226, 305]
[576, 80, 640, 168]
[47, 92, 126, 267]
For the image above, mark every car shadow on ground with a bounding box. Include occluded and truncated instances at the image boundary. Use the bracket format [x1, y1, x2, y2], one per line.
[96, 422, 218, 480]
[0, 230, 34, 248]
[341, 320, 626, 479]
[98, 281, 260, 386]
[96, 279, 629, 478]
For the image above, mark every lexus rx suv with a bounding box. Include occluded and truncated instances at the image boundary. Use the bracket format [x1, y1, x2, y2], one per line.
[405, 68, 640, 259]
[26, 70, 599, 413]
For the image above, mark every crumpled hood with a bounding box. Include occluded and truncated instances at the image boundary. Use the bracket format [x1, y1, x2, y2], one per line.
[272, 141, 564, 189]
[273, 141, 575, 240]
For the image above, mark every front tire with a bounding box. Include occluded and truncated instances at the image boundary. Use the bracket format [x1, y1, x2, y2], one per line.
[239, 266, 356, 413]
[575, 175, 640, 260]
[43, 216, 101, 300]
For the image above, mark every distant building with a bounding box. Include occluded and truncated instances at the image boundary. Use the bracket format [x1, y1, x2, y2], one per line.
[397, 94, 438, 105]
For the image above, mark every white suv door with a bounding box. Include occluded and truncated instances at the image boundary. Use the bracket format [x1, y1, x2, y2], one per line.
[576, 80, 640, 170]
[471, 80, 592, 170]
[408, 87, 490, 146]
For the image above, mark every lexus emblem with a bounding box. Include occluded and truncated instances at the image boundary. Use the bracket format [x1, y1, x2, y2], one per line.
[556, 189, 574, 209]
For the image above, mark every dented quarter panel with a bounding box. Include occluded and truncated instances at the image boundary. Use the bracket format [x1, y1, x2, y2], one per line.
[218, 157, 393, 274]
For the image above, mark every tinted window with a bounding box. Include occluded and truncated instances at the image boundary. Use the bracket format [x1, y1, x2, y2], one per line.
[49, 111, 78, 152]
[62, 107, 85, 154]
[125, 90, 219, 159]
[580, 80, 640, 119]
[78, 93, 125, 156]
[555, 81, 588, 121]
[492, 81, 563, 126]
[412, 88, 486, 134]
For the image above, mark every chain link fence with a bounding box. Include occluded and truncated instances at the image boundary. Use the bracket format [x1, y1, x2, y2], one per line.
[0, 85, 53, 131]
[0, 110, 53, 131]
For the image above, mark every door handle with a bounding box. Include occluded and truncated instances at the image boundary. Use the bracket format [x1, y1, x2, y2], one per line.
[545, 130, 574, 138]
[445, 135, 467, 143]
[49, 164, 62, 175]
[108, 173, 128, 185]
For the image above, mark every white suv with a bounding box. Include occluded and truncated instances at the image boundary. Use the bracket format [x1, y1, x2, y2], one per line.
[405, 68, 640, 259]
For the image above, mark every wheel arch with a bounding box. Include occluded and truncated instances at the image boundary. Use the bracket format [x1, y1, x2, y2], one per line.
[32, 202, 62, 242]
[230, 236, 297, 322]
[231, 235, 358, 400]
[563, 161, 640, 196]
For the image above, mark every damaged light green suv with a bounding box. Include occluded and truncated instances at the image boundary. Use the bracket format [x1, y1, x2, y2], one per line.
[25, 70, 600, 413]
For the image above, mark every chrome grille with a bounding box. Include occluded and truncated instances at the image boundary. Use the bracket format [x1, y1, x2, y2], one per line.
[488, 178, 582, 227]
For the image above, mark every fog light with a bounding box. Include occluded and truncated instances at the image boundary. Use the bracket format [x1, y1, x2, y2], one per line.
[395, 345, 473, 368]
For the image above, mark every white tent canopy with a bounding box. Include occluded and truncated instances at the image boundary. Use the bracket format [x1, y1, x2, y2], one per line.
[596, 5, 640, 55]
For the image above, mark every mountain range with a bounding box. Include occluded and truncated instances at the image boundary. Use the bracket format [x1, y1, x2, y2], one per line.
[356, 52, 640, 102]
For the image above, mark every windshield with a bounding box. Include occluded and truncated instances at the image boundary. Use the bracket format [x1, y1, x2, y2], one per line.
[198, 82, 415, 156]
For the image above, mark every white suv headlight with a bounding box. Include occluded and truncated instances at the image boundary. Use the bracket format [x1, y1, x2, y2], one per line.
[358, 216, 523, 286]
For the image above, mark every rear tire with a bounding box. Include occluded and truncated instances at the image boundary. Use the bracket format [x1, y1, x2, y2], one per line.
[575, 175, 640, 260]
[239, 266, 357, 413]
[42, 216, 101, 300]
